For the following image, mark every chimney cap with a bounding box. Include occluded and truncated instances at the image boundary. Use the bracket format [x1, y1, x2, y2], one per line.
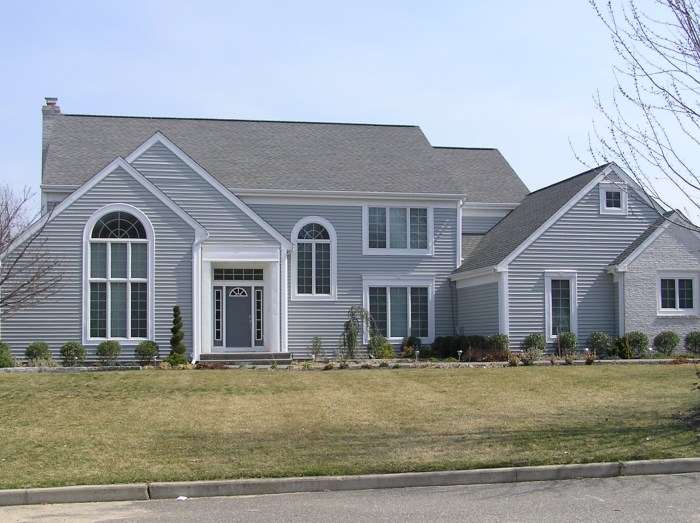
[45, 97, 58, 106]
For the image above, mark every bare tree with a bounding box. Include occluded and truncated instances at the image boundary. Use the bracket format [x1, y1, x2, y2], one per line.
[585, 0, 700, 225]
[0, 185, 62, 319]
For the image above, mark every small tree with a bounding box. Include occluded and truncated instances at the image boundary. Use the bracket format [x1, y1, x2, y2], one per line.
[165, 305, 188, 365]
[338, 306, 372, 360]
[25, 341, 50, 361]
[0, 342, 14, 368]
[557, 332, 578, 358]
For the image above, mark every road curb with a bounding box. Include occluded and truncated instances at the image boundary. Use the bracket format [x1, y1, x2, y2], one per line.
[2, 458, 700, 506]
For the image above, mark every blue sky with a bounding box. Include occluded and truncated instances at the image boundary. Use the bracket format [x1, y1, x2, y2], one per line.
[1, 0, 616, 210]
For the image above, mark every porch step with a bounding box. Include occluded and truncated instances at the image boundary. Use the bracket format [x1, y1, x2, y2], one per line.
[199, 352, 294, 366]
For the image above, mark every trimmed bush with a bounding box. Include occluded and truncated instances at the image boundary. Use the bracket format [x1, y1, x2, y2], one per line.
[587, 332, 610, 358]
[368, 334, 394, 359]
[485, 333, 509, 352]
[60, 341, 86, 367]
[684, 331, 700, 355]
[653, 331, 680, 356]
[613, 332, 649, 359]
[0, 342, 14, 368]
[96, 340, 122, 366]
[135, 340, 159, 366]
[165, 305, 188, 366]
[520, 334, 545, 365]
[556, 332, 578, 356]
[25, 341, 51, 361]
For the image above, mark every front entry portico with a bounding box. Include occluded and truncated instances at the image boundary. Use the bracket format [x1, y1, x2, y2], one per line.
[196, 244, 287, 360]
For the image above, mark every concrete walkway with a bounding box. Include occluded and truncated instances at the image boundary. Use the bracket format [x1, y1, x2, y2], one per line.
[1, 458, 699, 507]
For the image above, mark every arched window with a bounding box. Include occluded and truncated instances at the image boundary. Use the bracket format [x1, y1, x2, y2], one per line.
[87, 209, 150, 339]
[291, 217, 337, 300]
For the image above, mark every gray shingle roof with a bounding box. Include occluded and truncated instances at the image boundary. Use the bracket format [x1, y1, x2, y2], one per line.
[455, 165, 609, 274]
[42, 113, 527, 199]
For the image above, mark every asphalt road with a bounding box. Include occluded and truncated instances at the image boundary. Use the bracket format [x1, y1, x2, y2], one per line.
[1, 473, 698, 522]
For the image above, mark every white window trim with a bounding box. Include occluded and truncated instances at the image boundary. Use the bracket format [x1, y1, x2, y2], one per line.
[290, 216, 337, 301]
[362, 205, 434, 256]
[362, 275, 435, 343]
[599, 182, 628, 215]
[544, 271, 578, 341]
[82, 204, 155, 343]
[657, 271, 699, 316]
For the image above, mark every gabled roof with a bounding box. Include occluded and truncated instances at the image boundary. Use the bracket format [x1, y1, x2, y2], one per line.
[42, 112, 527, 199]
[454, 165, 610, 275]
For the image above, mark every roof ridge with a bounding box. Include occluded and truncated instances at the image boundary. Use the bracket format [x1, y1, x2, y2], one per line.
[433, 146, 497, 151]
[527, 164, 610, 196]
[59, 113, 420, 129]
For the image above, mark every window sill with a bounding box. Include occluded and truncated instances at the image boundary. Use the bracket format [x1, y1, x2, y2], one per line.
[363, 248, 433, 256]
[291, 294, 337, 302]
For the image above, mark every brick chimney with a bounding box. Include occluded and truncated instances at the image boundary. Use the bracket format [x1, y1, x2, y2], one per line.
[42, 97, 60, 175]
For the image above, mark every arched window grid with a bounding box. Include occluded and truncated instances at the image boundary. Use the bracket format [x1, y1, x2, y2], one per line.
[86, 207, 152, 340]
[291, 217, 337, 301]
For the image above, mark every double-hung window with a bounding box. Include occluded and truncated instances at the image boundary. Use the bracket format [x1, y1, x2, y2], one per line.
[365, 280, 432, 339]
[88, 210, 150, 339]
[365, 206, 431, 254]
[658, 272, 698, 315]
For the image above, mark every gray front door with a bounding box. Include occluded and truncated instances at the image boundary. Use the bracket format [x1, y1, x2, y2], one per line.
[226, 286, 252, 347]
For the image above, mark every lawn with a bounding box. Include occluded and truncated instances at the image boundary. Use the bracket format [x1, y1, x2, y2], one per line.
[0, 365, 698, 489]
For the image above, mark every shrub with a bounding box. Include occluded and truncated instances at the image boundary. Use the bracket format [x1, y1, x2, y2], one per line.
[587, 332, 611, 358]
[27, 357, 59, 368]
[310, 336, 323, 360]
[166, 305, 188, 365]
[520, 346, 542, 366]
[485, 333, 509, 352]
[0, 342, 14, 368]
[135, 340, 159, 366]
[521, 333, 546, 353]
[25, 341, 51, 361]
[685, 331, 700, 355]
[508, 352, 520, 366]
[96, 340, 122, 366]
[613, 332, 650, 359]
[653, 331, 680, 356]
[400, 335, 423, 358]
[556, 332, 578, 357]
[60, 341, 86, 367]
[463, 347, 509, 362]
[368, 334, 394, 359]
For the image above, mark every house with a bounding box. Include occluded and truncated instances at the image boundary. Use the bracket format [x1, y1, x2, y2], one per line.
[452, 163, 700, 349]
[2, 98, 698, 361]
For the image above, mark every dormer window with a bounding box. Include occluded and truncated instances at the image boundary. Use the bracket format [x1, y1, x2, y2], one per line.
[599, 183, 628, 215]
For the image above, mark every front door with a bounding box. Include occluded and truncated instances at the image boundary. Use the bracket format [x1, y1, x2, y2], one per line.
[225, 286, 252, 347]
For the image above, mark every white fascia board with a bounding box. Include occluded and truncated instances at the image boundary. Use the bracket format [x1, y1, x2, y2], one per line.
[40, 184, 79, 192]
[125, 132, 293, 250]
[239, 193, 463, 208]
[453, 271, 499, 289]
[609, 212, 679, 272]
[2, 157, 208, 259]
[494, 172, 607, 271]
[202, 243, 281, 262]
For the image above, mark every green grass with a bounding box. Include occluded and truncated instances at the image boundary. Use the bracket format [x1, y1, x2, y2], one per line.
[0, 365, 698, 489]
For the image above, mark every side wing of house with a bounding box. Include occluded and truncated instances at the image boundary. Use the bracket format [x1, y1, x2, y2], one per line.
[1, 159, 203, 360]
[611, 216, 700, 341]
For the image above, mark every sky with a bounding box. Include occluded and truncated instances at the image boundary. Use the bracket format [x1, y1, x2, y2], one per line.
[0, 0, 631, 214]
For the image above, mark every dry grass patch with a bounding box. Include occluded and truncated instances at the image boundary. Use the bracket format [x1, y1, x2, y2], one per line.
[0, 365, 698, 488]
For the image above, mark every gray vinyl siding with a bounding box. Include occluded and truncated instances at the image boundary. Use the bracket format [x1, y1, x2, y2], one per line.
[457, 283, 499, 336]
[248, 203, 458, 356]
[1, 166, 196, 361]
[462, 215, 504, 234]
[130, 142, 276, 245]
[624, 225, 700, 343]
[507, 182, 659, 349]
